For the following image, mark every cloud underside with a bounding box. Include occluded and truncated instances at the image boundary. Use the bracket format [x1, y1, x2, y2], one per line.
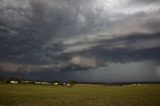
[0, 0, 160, 73]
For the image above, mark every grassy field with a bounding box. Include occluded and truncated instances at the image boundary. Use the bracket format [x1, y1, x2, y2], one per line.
[0, 84, 160, 106]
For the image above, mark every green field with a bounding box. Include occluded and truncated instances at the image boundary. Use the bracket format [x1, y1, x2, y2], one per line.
[0, 84, 160, 106]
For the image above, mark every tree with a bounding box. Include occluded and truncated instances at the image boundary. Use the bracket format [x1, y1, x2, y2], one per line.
[68, 80, 77, 85]
[0, 76, 5, 82]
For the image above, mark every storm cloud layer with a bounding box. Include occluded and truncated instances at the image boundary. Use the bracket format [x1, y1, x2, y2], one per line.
[0, 0, 160, 73]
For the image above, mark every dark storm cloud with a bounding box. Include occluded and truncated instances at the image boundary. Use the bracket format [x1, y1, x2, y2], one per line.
[65, 33, 160, 63]
[0, 0, 108, 64]
[0, 0, 112, 39]
[0, 0, 160, 73]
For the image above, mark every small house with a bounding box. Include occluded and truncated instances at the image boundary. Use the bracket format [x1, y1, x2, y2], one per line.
[10, 81, 18, 84]
[54, 82, 58, 85]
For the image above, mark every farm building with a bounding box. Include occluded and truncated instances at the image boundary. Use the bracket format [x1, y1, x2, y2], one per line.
[10, 81, 18, 84]
[54, 82, 58, 85]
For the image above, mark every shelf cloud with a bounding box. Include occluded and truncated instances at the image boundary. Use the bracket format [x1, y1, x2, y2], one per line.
[0, 0, 160, 74]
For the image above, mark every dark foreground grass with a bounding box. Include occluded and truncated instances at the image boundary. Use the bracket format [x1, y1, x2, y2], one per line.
[0, 84, 160, 106]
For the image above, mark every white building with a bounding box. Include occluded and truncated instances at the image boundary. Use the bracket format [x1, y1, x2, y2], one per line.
[54, 82, 58, 85]
[10, 81, 18, 84]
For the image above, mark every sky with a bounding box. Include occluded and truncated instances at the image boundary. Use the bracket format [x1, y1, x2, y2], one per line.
[0, 0, 160, 82]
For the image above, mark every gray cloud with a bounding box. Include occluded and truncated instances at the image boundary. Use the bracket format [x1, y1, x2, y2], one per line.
[64, 33, 160, 63]
[0, 0, 160, 73]
[128, 0, 160, 5]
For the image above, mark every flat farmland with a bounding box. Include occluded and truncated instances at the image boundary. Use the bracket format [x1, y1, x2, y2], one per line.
[0, 84, 160, 106]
